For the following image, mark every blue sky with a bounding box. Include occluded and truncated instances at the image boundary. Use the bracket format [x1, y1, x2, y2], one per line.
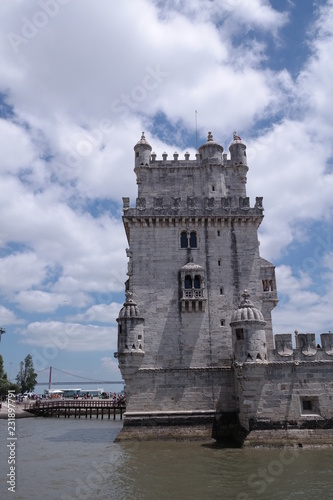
[0, 0, 332, 385]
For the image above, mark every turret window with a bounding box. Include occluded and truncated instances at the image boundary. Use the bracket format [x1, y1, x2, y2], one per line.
[185, 275, 192, 289]
[194, 275, 201, 289]
[179, 263, 206, 312]
[183, 275, 202, 297]
[236, 328, 244, 340]
[262, 279, 274, 292]
[180, 230, 198, 249]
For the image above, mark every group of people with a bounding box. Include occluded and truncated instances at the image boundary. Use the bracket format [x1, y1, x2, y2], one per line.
[110, 392, 126, 405]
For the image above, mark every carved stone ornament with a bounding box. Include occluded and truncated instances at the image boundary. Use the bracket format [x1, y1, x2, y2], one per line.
[221, 197, 231, 210]
[297, 333, 317, 356]
[187, 197, 198, 210]
[240, 197, 250, 210]
[136, 197, 146, 210]
[321, 333, 333, 355]
[275, 334, 293, 357]
[204, 198, 215, 211]
[171, 197, 181, 210]
[154, 197, 163, 210]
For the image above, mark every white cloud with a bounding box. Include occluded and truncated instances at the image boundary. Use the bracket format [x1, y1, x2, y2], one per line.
[0, 305, 25, 325]
[69, 302, 122, 324]
[247, 119, 333, 260]
[0, 118, 38, 174]
[273, 263, 333, 336]
[0, 252, 48, 294]
[19, 321, 117, 352]
[14, 290, 69, 313]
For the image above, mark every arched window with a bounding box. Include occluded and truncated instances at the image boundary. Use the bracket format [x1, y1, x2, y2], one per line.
[180, 231, 188, 248]
[180, 231, 198, 249]
[193, 275, 201, 289]
[190, 231, 197, 248]
[185, 275, 192, 289]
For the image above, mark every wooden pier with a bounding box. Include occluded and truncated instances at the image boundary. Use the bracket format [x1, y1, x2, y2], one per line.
[24, 399, 126, 420]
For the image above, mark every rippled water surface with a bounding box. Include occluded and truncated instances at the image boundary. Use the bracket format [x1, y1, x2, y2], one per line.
[1, 418, 333, 500]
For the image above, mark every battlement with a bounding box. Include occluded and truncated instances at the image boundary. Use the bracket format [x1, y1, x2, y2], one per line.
[136, 150, 234, 167]
[134, 131, 247, 169]
[122, 196, 264, 218]
[273, 333, 333, 360]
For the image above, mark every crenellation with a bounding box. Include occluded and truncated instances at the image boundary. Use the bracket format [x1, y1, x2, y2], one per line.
[273, 333, 333, 361]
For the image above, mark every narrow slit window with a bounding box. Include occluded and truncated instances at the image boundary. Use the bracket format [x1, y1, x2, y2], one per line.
[236, 328, 244, 340]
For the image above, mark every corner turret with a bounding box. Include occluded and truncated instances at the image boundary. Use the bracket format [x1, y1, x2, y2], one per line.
[230, 290, 267, 362]
[115, 291, 145, 379]
[134, 132, 152, 168]
[198, 131, 224, 164]
[228, 132, 248, 197]
[229, 131, 248, 167]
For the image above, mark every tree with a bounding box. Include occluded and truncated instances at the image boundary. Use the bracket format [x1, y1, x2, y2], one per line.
[0, 355, 19, 397]
[0, 354, 6, 379]
[16, 354, 38, 394]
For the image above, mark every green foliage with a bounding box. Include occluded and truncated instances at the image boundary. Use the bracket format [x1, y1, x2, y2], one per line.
[15, 354, 38, 393]
[0, 354, 5, 378]
[0, 354, 19, 395]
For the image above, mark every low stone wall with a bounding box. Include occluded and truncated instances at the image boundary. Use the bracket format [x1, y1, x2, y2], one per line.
[243, 429, 333, 448]
[115, 424, 214, 442]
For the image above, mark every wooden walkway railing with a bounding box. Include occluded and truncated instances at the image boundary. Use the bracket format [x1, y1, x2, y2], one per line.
[24, 399, 126, 419]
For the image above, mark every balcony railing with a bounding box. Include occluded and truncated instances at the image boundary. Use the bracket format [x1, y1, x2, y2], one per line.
[182, 289, 204, 299]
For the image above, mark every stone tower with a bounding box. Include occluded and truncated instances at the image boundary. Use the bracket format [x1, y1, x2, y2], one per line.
[115, 131, 279, 436]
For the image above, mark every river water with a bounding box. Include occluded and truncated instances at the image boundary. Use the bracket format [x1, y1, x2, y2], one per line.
[0, 417, 333, 500]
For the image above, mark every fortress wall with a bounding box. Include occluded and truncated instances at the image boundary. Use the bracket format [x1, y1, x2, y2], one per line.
[235, 362, 333, 431]
[124, 367, 236, 414]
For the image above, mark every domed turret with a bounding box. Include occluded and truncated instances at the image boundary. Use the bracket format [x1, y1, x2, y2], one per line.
[231, 290, 264, 323]
[118, 292, 141, 319]
[115, 291, 145, 379]
[230, 290, 267, 362]
[198, 131, 223, 163]
[134, 132, 152, 168]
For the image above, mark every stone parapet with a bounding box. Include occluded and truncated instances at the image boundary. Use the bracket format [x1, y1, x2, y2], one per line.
[123, 197, 264, 224]
[122, 196, 264, 217]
